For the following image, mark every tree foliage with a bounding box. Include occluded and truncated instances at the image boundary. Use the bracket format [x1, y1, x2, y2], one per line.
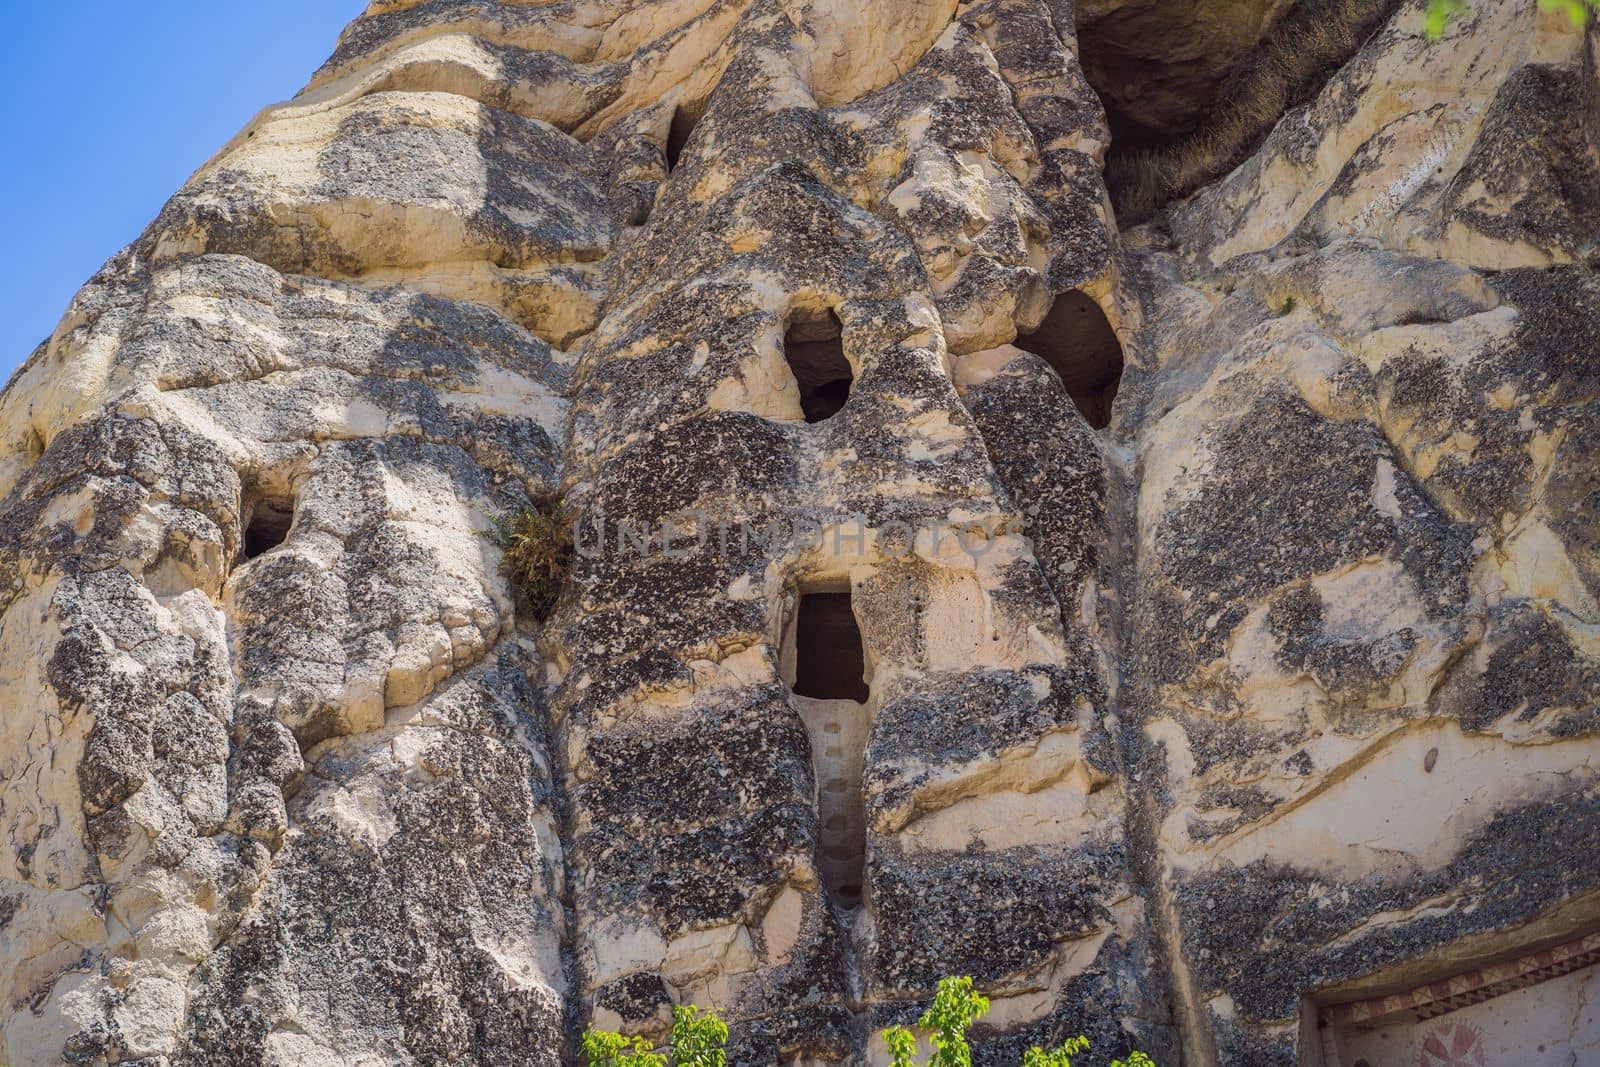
[1427, 0, 1597, 37]
[577, 983, 1158, 1066]
[581, 1027, 667, 1067]
[1022, 1035, 1091, 1067]
[879, 976, 1158, 1067]
[670, 1006, 729, 1067]
[884, 976, 990, 1067]
[583, 1006, 729, 1067]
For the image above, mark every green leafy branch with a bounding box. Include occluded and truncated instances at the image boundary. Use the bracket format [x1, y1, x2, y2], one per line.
[882, 976, 1159, 1067]
[583, 1005, 729, 1067]
[1426, 0, 1597, 37]
[579, 980, 1159, 1066]
[885, 976, 990, 1067]
[582, 1028, 667, 1067]
[670, 1006, 729, 1067]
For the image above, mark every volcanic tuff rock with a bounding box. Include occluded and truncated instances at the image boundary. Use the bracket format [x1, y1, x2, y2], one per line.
[0, 1, 1596, 1065]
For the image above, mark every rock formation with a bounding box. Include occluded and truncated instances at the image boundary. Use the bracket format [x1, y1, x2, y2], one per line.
[0, 0, 1595, 1064]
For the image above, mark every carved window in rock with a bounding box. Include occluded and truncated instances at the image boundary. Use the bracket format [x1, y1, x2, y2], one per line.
[782, 588, 871, 911]
[782, 308, 853, 424]
[791, 591, 870, 703]
[242, 495, 296, 559]
[1014, 291, 1124, 430]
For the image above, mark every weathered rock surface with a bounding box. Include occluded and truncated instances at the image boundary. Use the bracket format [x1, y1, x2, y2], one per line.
[0, 0, 1595, 1065]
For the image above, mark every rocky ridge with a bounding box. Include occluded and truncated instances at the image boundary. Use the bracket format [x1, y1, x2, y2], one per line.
[0, 1, 1595, 1065]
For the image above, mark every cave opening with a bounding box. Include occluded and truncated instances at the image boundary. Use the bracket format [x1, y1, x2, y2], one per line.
[242, 496, 296, 560]
[782, 309, 853, 424]
[1014, 291, 1124, 430]
[783, 588, 871, 912]
[1081, 0, 1400, 222]
[792, 591, 870, 703]
[665, 106, 697, 171]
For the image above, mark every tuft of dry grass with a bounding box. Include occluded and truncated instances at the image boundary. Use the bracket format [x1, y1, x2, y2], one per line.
[483, 494, 574, 622]
[1108, 0, 1399, 224]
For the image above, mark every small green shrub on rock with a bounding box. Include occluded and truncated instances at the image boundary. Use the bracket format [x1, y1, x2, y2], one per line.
[482, 494, 573, 621]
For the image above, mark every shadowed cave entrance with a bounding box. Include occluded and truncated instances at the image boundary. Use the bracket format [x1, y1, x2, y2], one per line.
[1014, 291, 1124, 430]
[782, 589, 870, 911]
[665, 106, 697, 171]
[1082, 0, 1400, 222]
[242, 496, 295, 560]
[782, 309, 853, 423]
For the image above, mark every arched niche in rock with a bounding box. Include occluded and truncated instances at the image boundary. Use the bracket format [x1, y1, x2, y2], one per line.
[781, 307, 853, 424]
[1014, 291, 1124, 430]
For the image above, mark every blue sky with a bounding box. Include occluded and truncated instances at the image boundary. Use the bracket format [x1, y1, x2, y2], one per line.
[1, 2, 365, 380]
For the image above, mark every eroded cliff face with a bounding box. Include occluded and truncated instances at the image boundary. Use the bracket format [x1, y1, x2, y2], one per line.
[0, 1, 1595, 1064]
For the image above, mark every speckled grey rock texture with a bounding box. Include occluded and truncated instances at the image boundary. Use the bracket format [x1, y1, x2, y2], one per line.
[0, 1, 1596, 1065]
